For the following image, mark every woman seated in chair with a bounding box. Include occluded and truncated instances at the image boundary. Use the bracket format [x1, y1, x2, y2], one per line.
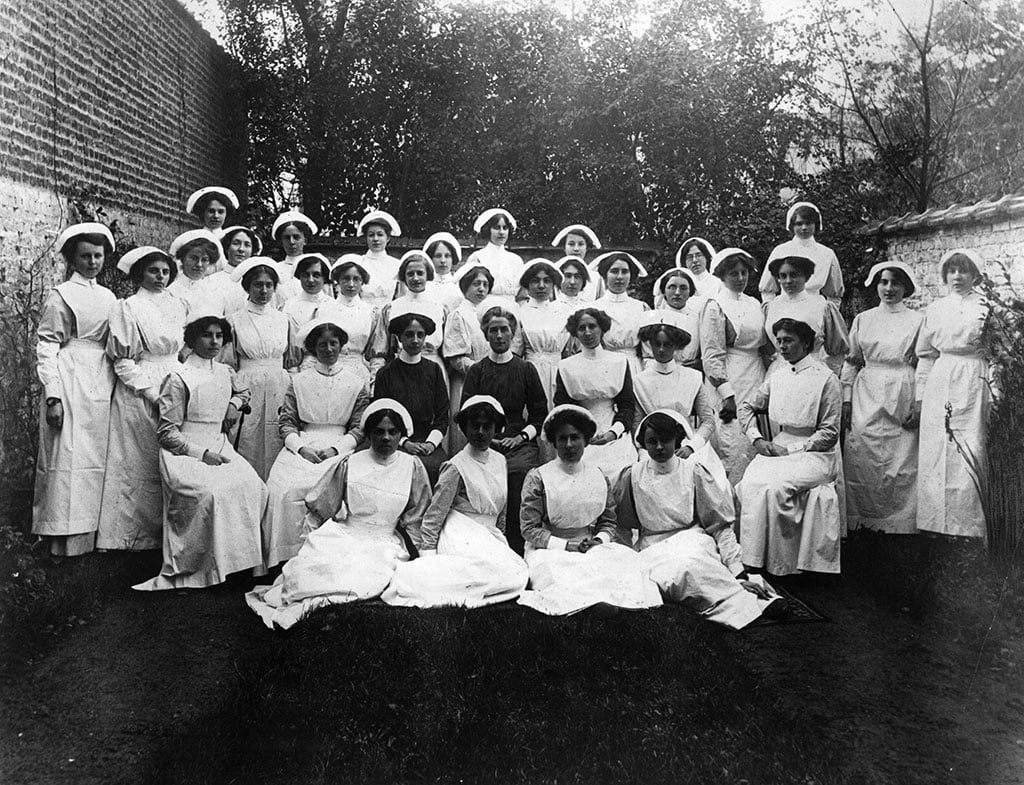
[737, 318, 842, 576]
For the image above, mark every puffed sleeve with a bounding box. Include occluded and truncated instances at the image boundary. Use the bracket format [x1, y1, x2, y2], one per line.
[592, 478, 619, 544]
[519, 468, 554, 549]
[156, 373, 204, 459]
[342, 385, 370, 451]
[228, 366, 250, 413]
[398, 457, 432, 548]
[819, 248, 845, 303]
[699, 299, 734, 399]
[839, 313, 865, 404]
[693, 463, 742, 575]
[36, 290, 75, 401]
[610, 465, 640, 546]
[304, 455, 350, 527]
[442, 308, 477, 375]
[739, 377, 771, 443]
[370, 306, 391, 367]
[418, 461, 462, 552]
[822, 300, 850, 361]
[107, 300, 158, 402]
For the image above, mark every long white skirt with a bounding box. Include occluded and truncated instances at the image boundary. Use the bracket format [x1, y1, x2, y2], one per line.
[382, 511, 528, 608]
[640, 528, 769, 629]
[738, 451, 841, 575]
[517, 542, 663, 616]
[246, 520, 410, 629]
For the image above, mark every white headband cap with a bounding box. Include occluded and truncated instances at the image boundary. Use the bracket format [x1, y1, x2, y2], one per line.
[220, 225, 263, 256]
[169, 229, 226, 266]
[710, 247, 757, 274]
[864, 260, 918, 294]
[543, 403, 596, 431]
[292, 252, 332, 278]
[653, 266, 698, 296]
[331, 253, 370, 284]
[361, 398, 414, 436]
[184, 308, 225, 328]
[460, 394, 506, 418]
[473, 208, 517, 233]
[186, 186, 239, 214]
[272, 210, 318, 240]
[786, 202, 823, 231]
[938, 248, 985, 272]
[116, 246, 170, 275]
[520, 258, 563, 290]
[295, 315, 348, 348]
[229, 255, 280, 284]
[423, 232, 463, 263]
[397, 250, 436, 280]
[591, 251, 648, 279]
[674, 237, 716, 267]
[638, 308, 691, 332]
[555, 255, 591, 284]
[388, 297, 443, 325]
[357, 210, 401, 237]
[56, 222, 114, 255]
[552, 224, 601, 250]
[635, 409, 695, 448]
[457, 262, 493, 286]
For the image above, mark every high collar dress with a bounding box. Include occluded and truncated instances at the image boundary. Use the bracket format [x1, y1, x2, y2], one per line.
[283, 289, 336, 368]
[442, 297, 493, 454]
[317, 294, 380, 384]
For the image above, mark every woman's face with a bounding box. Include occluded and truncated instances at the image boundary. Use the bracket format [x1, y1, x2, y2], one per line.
[404, 260, 429, 293]
[643, 428, 677, 464]
[554, 422, 587, 463]
[398, 319, 427, 355]
[281, 225, 306, 257]
[792, 217, 816, 241]
[247, 270, 276, 306]
[564, 233, 588, 258]
[465, 272, 491, 305]
[314, 330, 342, 365]
[192, 322, 224, 360]
[776, 328, 811, 364]
[203, 199, 228, 231]
[299, 263, 325, 295]
[431, 245, 453, 276]
[683, 246, 708, 275]
[464, 413, 497, 451]
[575, 313, 603, 350]
[226, 232, 252, 266]
[335, 268, 363, 298]
[877, 270, 906, 305]
[605, 260, 631, 294]
[369, 414, 402, 457]
[722, 263, 749, 294]
[70, 241, 105, 279]
[560, 264, 585, 297]
[777, 262, 807, 296]
[181, 247, 210, 280]
[663, 274, 691, 310]
[528, 270, 553, 301]
[140, 259, 171, 293]
[488, 217, 510, 246]
[648, 329, 677, 365]
[365, 225, 388, 254]
[945, 263, 975, 294]
[485, 316, 514, 355]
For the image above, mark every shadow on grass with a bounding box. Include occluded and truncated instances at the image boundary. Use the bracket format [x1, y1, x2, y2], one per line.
[144, 605, 849, 785]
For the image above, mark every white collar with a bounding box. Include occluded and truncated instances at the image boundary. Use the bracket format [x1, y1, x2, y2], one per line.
[556, 457, 584, 475]
[879, 301, 906, 314]
[399, 349, 422, 364]
[337, 294, 362, 307]
[467, 446, 491, 463]
[527, 296, 550, 308]
[371, 449, 400, 466]
[489, 350, 513, 364]
[581, 345, 604, 360]
[69, 272, 97, 287]
[649, 455, 680, 475]
[789, 354, 817, 374]
[780, 289, 810, 302]
[247, 301, 268, 314]
[315, 360, 344, 376]
[283, 255, 301, 265]
[298, 289, 324, 302]
[186, 354, 215, 370]
[652, 360, 675, 375]
[604, 290, 629, 302]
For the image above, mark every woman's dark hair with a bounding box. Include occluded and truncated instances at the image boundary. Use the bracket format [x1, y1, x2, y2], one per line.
[637, 323, 691, 351]
[184, 316, 233, 348]
[365, 408, 409, 438]
[362, 219, 392, 236]
[240, 264, 280, 291]
[519, 261, 561, 291]
[332, 260, 370, 285]
[543, 408, 598, 444]
[559, 258, 588, 282]
[192, 192, 235, 219]
[767, 255, 815, 280]
[398, 254, 435, 283]
[458, 265, 494, 295]
[304, 323, 349, 355]
[477, 214, 514, 240]
[480, 305, 518, 333]
[940, 253, 982, 285]
[657, 268, 695, 294]
[295, 255, 328, 279]
[273, 220, 313, 243]
[873, 266, 915, 297]
[712, 252, 757, 280]
[388, 312, 437, 338]
[771, 317, 816, 350]
[175, 237, 220, 263]
[565, 307, 612, 336]
[678, 239, 712, 265]
[61, 232, 114, 266]
[456, 401, 507, 432]
[790, 205, 820, 231]
[220, 227, 258, 257]
[637, 412, 687, 450]
[128, 251, 178, 286]
[426, 239, 459, 262]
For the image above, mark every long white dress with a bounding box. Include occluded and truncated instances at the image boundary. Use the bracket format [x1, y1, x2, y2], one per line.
[32, 274, 116, 554]
[443, 298, 492, 454]
[759, 238, 845, 305]
[133, 356, 266, 590]
[593, 291, 648, 379]
[263, 362, 369, 567]
[615, 456, 774, 629]
[226, 303, 290, 480]
[841, 304, 922, 533]
[737, 355, 843, 575]
[318, 294, 380, 384]
[915, 291, 989, 537]
[246, 450, 431, 629]
[519, 297, 571, 407]
[98, 289, 188, 550]
[464, 243, 524, 301]
[554, 348, 638, 478]
[359, 252, 401, 309]
[517, 458, 663, 616]
[382, 447, 529, 607]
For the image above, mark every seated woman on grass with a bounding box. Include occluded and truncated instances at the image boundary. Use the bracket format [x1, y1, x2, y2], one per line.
[516, 405, 662, 616]
[613, 410, 786, 628]
[382, 396, 529, 608]
[246, 399, 432, 629]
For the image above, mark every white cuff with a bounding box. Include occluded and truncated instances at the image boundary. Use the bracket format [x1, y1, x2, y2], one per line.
[419, 549, 437, 557]
[786, 441, 806, 454]
[43, 382, 62, 401]
[687, 434, 707, 450]
[187, 444, 208, 460]
[521, 425, 538, 441]
[716, 382, 736, 400]
[595, 531, 611, 544]
[548, 536, 568, 551]
[284, 433, 304, 453]
[425, 430, 443, 449]
[745, 426, 763, 443]
[228, 397, 245, 412]
[610, 421, 625, 437]
[842, 389, 853, 404]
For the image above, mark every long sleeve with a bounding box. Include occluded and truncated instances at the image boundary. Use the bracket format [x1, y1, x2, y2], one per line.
[592, 479, 619, 543]
[398, 458, 433, 548]
[803, 374, 842, 453]
[418, 462, 462, 551]
[699, 300, 734, 399]
[690, 384, 715, 447]
[611, 365, 636, 436]
[36, 291, 75, 400]
[914, 307, 939, 402]
[304, 457, 350, 527]
[279, 380, 302, 450]
[739, 377, 771, 443]
[820, 249, 845, 302]
[228, 366, 250, 413]
[693, 463, 742, 575]
[519, 468, 554, 549]
[107, 301, 155, 400]
[343, 386, 370, 450]
[156, 373, 205, 459]
[839, 313, 865, 403]
[522, 361, 548, 440]
[822, 301, 850, 360]
[427, 364, 450, 446]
